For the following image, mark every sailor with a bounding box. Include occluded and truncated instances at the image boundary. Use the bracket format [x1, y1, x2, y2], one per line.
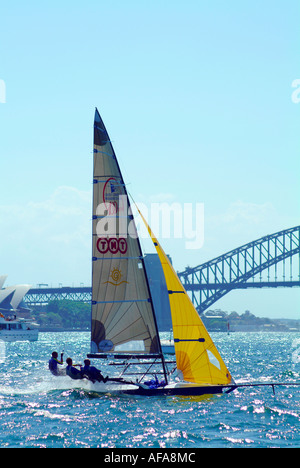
[83, 359, 109, 383]
[66, 358, 86, 380]
[49, 351, 64, 376]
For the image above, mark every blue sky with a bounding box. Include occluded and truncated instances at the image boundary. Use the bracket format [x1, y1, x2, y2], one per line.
[0, 0, 299, 317]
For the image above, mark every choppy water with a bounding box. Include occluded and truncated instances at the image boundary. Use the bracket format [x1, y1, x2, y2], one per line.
[0, 332, 299, 448]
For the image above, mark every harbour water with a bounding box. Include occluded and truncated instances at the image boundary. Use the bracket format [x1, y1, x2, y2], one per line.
[0, 332, 299, 448]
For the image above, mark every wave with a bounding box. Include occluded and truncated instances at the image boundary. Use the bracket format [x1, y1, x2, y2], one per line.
[0, 372, 138, 398]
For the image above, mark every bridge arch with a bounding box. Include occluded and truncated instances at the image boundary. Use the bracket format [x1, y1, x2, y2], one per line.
[178, 226, 300, 314]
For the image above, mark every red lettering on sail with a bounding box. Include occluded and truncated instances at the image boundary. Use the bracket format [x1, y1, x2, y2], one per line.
[97, 237, 128, 255]
[97, 238, 109, 254]
[118, 238, 128, 254]
[108, 238, 118, 254]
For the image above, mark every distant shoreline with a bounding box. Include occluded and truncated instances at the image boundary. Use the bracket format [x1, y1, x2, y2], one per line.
[38, 328, 299, 333]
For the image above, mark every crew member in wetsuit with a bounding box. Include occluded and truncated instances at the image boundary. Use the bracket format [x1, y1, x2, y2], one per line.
[82, 359, 126, 384]
[49, 351, 64, 376]
[66, 358, 87, 380]
[82, 359, 109, 383]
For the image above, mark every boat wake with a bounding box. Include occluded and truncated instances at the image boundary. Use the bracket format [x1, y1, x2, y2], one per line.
[0, 373, 138, 397]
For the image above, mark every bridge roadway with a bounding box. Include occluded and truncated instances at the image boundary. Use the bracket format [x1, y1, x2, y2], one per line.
[24, 286, 92, 305]
[24, 225, 300, 312]
[24, 281, 300, 306]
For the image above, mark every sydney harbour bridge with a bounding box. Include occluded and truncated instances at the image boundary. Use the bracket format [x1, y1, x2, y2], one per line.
[24, 225, 300, 314]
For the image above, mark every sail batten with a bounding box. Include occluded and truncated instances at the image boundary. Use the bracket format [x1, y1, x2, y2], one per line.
[93, 299, 150, 305]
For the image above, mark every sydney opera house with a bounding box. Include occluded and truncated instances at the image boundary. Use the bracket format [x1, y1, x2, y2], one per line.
[0, 275, 32, 316]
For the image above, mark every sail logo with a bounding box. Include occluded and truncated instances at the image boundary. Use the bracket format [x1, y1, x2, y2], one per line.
[0, 79, 6, 104]
[97, 237, 128, 255]
[102, 177, 123, 214]
[104, 268, 128, 287]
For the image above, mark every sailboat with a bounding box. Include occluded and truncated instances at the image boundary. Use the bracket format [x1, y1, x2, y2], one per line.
[87, 108, 234, 396]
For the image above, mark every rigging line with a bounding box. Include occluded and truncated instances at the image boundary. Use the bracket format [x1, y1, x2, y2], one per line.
[127, 191, 152, 256]
[174, 338, 205, 343]
[93, 175, 122, 180]
[94, 181, 125, 188]
[93, 149, 116, 158]
[92, 256, 143, 261]
[127, 191, 169, 375]
[92, 215, 132, 219]
[92, 299, 150, 305]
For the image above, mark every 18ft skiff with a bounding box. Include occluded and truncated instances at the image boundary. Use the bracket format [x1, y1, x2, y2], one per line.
[87, 109, 234, 396]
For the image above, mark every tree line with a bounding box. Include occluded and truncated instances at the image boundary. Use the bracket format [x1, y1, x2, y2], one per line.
[34, 300, 90, 330]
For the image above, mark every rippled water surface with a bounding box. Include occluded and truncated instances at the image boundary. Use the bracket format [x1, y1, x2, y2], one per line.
[0, 332, 299, 448]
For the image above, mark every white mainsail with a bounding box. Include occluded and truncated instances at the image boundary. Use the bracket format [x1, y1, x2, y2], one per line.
[91, 109, 160, 355]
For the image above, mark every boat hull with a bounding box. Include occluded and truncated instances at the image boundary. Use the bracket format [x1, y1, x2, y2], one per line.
[123, 382, 225, 396]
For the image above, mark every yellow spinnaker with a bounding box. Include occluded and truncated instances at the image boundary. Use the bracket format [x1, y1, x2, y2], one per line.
[136, 206, 233, 385]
